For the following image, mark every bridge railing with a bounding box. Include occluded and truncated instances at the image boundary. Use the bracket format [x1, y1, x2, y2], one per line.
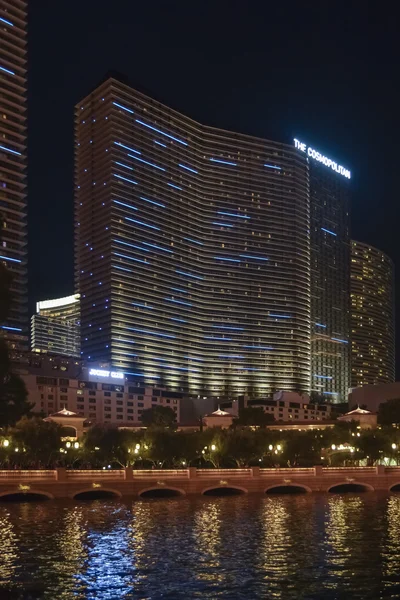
[260, 468, 314, 476]
[65, 469, 126, 481]
[196, 468, 252, 478]
[0, 470, 56, 480]
[132, 469, 189, 479]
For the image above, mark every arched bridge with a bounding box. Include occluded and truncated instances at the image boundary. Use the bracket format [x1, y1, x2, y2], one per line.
[1, 466, 400, 499]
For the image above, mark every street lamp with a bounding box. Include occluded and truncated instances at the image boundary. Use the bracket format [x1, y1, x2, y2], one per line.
[65, 442, 71, 449]
[3, 439, 9, 448]
[331, 444, 336, 450]
[392, 443, 397, 450]
[211, 444, 216, 452]
[268, 444, 273, 451]
[276, 444, 282, 452]
[74, 442, 80, 449]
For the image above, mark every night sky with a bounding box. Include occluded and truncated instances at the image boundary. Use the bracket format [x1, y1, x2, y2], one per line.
[28, 1, 400, 372]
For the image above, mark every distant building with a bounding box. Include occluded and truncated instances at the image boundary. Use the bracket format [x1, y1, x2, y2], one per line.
[45, 408, 87, 439]
[203, 408, 236, 429]
[31, 294, 80, 358]
[337, 406, 377, 429]
[350, 241, 395, 387]
[0, 1, 28, 348]
[15, 353, 181, 425]
[248, 390, 332, 422]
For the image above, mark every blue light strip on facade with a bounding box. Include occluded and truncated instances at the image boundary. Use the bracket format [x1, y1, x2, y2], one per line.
[0, 255, 21, 263]
[212, 222, 234, 228]
[269, 314, 291, 318]
[113, 239, 149, 252]
[1, 325, 22, 331]
[113, 174, 138, 185]
[114, 161, 134, 170]
[171, 288, 188, 293]
[114, 141, 141, 154]
[142, 242, 173, 253]
[127, 327, 176, 339]
[154, 140, 167, 147]
[217, 212, 250, 219]
[164, 298, 192, 306]
[331, 337, 349, 343]
[212, 326, 244, 330]
[113, 265, 132, 273]
[210, 158, 237, 166]
[128, 154, 165, 171]
[239, 255, 269, 261]
[184, 356, 204, 361]
[243, 345, 274, 349]
[264, 164, 282, 170]
[135, 119, 188, 146]
[167, 183, 183, 190]
[178, 163, 198, 174]
[132, 302, 153, 309]
[314, 374, 333, 379]
[139, 196, 165, 208]
[214, 256, 241, 262]
[125, 217, 160, 231]
[113, 199, 138, 211]
[183, 237, 203, 245]
[219, 355, 245, 358]
[113, 252, 148, 264]
[0, 17, 14, 26]
[176, 270, 204, 280]
[204, 337, 233, 341]
[112, 102, 134, 114]
[0, 65, 15, 75]
[315, 323, 327, 328]
[324, 391, 338, 395]
[171, 317, 186, 323]
[0, 144, 21, 155]
[321, 228, 337, 236]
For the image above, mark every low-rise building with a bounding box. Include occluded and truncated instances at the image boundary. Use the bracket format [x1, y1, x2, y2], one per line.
[337, 407, 377, 429]
[248, 390, 332, 423]
[203, 408, 236, 429]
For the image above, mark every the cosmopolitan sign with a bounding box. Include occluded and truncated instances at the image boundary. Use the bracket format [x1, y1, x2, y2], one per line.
[294, 138, 351, 179]
[89, 368, 124, 380]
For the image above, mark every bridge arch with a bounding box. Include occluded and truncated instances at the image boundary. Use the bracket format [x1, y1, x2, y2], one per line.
[202, 485, 248, 496]
[71, 488, 122, 500]
[138, 486, 186, 498]
[389, 482, 400, 492]
[265, 483, 311, 494]
[328, 482, 374, 493]
[0, 489, 54, 501]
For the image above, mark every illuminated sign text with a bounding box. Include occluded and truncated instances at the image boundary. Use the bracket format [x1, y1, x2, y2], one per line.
[294, 138, 351, 179]
[89, 369, 124, 380]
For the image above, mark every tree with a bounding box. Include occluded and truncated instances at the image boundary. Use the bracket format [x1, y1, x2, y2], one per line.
[235, 406, 274, 428]
[225, 429, 266, 467]
[0, 243, 33, 428]
[140, 405, 177, 429]
[83, 425, 130, 467]
[378, 399, 400, 426]
[13, 417, 62, 465]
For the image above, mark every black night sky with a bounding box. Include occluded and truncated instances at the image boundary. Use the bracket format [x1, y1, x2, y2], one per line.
[28, 1, 400, 372]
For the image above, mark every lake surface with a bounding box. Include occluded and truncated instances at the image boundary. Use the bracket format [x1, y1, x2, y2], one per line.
[1, 493, 400, 599]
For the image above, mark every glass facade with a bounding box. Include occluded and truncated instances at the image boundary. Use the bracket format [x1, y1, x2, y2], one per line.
[0, 0, 27, 348]
[75, 77, 311, 395]
[31, 294, 81, 358]
[351, 241, 395, 387]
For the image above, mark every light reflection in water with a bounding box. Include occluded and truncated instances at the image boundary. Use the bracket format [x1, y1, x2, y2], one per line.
[382, 495, 400, 594]
[193, 501, 223, 582]
[0, 509, 18, 584]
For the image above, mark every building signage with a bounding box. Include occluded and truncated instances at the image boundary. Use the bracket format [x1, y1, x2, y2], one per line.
[294, 138, 351, 179]
[89, 368, 124, 380]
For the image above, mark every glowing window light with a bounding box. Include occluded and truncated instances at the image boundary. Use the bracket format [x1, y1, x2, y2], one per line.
[113, 200, 138, 211]
[0, 255, 21, 263]
[113, 239, 149, 252]
[154, 140, 167, 147]
[132, 302, 153, 309]
[315, 322, 327, 328]
[114, 161, 134, 170]
[0, 17, 14, 26]
[128, 154, 165, 171]
[113, 174, 138, 185]
[113, 252, 148, 264]
[176, 270, 203, 280]
[239, 255, 269, 261]
[0, 144, 21, 155]
[135, 119, 188, 145]
[112, 102, 134, 114]
[264, 164, 282, 170]
[142, 242, 173, 253]
[0, 65, 15, 75]
[321, 228, 337, 236]
[331, 337, 349, 343]
[1, 326, 22, 331]
[210, 158, 237, 166]
[125, 217, 160, 230]
[217, 212, 250, 219]
[164, 298, 192, 306]
[178, 163, 198, 174]
[314, 374, 333, 379]
[139, 196, 165, 208]
[213, 222, 234, 228]
[269, 314, 291, 318]
[212, 326, 244, 330]
[183, 237, 203, 245]
[114, 141, 141, 154]
[214, 256, 241, 262]
[167, 182, 183, 190]
[127, 327, 176, 339]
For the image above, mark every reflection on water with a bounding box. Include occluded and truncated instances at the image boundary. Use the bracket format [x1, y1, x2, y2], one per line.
[0, 494, 399, 599]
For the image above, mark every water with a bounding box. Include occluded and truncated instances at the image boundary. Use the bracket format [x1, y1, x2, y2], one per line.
[1, 493, 400, 599]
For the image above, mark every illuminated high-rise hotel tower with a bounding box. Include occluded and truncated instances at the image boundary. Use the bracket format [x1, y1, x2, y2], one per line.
[0, 0, 28, 348]
[75, 77, 311, 395]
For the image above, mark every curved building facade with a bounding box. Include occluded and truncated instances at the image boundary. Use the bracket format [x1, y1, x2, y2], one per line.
[351, 241, 395, 387]
[75, 77, 311, 395]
